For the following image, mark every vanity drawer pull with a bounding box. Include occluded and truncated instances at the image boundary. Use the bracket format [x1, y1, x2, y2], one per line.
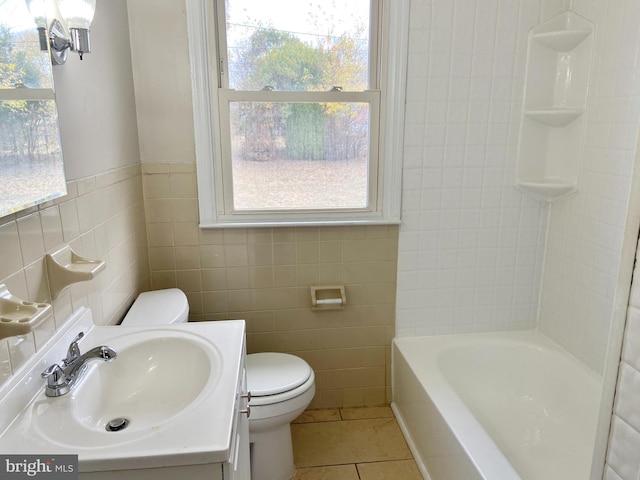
[242, 391, 251, 402]
[240, 406, 251, 418]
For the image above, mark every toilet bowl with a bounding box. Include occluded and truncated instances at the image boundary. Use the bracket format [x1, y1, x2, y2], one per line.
[122, 289, 316, 480]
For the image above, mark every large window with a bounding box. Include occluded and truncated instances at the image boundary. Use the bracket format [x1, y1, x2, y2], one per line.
[187, 0, 409, 227]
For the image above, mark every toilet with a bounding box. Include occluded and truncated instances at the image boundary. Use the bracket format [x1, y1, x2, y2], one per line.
[121, 288, 316, 480]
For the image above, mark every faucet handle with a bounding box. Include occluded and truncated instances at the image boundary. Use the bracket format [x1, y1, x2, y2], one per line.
[62, 332, 84, 366]
[41, 364, 67, 387]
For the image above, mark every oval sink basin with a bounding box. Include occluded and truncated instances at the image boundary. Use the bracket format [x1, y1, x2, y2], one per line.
[74, 336, 211, 431]
[32, 331, 222, 447]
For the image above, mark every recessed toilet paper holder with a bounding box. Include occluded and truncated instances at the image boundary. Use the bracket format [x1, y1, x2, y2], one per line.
[311, 285, 346, 310]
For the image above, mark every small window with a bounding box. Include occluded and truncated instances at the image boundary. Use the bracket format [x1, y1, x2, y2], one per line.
[186, 0, 409, 227]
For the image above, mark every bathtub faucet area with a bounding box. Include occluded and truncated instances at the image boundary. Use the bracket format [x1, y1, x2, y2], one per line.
[41, 332, 117, 397]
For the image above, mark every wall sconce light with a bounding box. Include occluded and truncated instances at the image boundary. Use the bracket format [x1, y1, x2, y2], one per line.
[25, 0, 96, 65]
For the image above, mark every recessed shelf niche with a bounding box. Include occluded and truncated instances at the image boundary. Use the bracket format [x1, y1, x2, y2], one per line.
[515, 11, 595, 202]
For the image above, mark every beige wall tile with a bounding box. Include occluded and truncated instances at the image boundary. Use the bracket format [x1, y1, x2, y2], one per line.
[141, 166, 398, 408]
[226, 267, 250, 290]
[39, 206, 64, 252]
[297, 242, 319, 264]
[146, 198, 173, 223]
[225, 244, 249, 267]
[143, 174, 171, 199]
[149, 246, 176, 270]
[201, 268, 227, 290]
[0, 222, 23, 279]
[58, 200, 80, 242]
[173, 223, 200, 246]
[174, 246, 201, 269]
[250, 267, 274, 288]
[200, 245, 226, 268]
[274, 243, 297, 265]
[176, 270, 202, 292]
[147, 222, 174, 247]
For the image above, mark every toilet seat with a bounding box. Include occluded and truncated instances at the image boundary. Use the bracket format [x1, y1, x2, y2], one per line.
[247, 353, 313, 406]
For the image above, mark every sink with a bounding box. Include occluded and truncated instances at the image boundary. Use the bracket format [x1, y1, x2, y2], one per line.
[74, 336, 212, 432]
[0, 307, 246, 473]
[32, 332, 220, 447]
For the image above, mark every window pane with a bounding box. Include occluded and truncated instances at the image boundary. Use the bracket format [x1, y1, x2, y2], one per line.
[0, 2, 54, 90]
[229, 101, 370, 210]
[224, 0, 371, 92]
[0, 100, 66, 215]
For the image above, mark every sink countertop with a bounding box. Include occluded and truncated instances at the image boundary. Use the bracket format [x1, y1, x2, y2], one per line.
[0, 307, 246, 473]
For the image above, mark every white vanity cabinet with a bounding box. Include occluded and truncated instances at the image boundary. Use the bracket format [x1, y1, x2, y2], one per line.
[223, 349, 252, 480]
[81, 336, 251, 480]
[0, 309, 252, 480]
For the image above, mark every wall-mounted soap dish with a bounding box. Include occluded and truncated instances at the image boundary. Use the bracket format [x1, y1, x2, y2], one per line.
[45, 245, 106, 299]
[0, 284, 51, 339]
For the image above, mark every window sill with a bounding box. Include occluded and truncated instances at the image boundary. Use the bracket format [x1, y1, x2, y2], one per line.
[199, 218, 401, 229]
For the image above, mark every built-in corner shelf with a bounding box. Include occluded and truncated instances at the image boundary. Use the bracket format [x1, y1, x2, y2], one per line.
[0, 284, 51, 339]
[523, 109, 584, 128]
[531, 29, 592, 52]
[45, 246, 106, 299]
[516, 180, 576, 202]
[516, 11, 594, 202]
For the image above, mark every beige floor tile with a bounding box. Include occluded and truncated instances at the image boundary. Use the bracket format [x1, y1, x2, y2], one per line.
[357, 460, 423, 480]
[292, 418, 412, 467]
[293, 465, 359, 480]
[340, 406, 394, 420]
[293, 409, 341, 424]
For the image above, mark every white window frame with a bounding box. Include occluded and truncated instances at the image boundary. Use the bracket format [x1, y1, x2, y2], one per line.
[186, 0, 409, 228]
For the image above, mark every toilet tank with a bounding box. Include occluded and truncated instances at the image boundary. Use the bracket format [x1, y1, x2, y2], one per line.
[121, 288, 189, 326]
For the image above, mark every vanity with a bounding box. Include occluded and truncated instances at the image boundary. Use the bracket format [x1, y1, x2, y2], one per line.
[0, 308, 251, 480]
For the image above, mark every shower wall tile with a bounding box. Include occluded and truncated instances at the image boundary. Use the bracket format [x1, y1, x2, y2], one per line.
[396, 0, 548, 337]
[608, 232, 640, 478]
[141, 164, 398, 409]
[537, 0, 640, 372]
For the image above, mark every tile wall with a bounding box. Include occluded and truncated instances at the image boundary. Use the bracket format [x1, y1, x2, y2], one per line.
[142, 164, 398, 408]
[537, 0, 640, 373]
[0, 165, 149, 385]
[606, 236, 640, 480]
[396, 0, 549, 336]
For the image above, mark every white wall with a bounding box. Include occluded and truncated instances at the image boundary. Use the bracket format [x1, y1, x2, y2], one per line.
[396, 0, 548, 336]
[53, 0, 140, 179]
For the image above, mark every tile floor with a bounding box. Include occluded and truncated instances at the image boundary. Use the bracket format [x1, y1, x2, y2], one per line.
[291, 406, 423, 480]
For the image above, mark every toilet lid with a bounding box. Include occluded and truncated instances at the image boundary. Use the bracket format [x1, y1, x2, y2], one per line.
[246, 353, 312, 396]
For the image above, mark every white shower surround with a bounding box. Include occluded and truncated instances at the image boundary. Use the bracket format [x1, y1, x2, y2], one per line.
[396, 0, 640, 477]
[397, 0, 640, 373]
[397, 0, 549, 336]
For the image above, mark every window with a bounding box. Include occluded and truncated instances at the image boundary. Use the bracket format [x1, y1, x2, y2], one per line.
[186, 0, 409, 227]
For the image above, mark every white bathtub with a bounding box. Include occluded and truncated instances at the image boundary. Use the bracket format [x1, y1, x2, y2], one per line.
[392, 330, 602, 480]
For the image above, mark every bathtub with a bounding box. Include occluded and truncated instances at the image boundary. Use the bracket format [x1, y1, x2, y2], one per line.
[392, 330, 602, 480]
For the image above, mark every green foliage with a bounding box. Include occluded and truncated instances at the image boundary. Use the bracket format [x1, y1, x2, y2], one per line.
[0, 22, 54, 159]
[231, 21, 368, 162]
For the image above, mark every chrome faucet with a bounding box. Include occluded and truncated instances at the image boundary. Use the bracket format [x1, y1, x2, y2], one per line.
[41, 332, 117, 397]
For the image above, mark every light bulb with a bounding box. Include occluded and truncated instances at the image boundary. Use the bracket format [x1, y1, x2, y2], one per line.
[57, 0, 96, 29]
[24, 0, 47, 28]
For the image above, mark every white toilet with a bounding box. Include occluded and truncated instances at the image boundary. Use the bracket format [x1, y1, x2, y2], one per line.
[121, 288, 316, 480]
